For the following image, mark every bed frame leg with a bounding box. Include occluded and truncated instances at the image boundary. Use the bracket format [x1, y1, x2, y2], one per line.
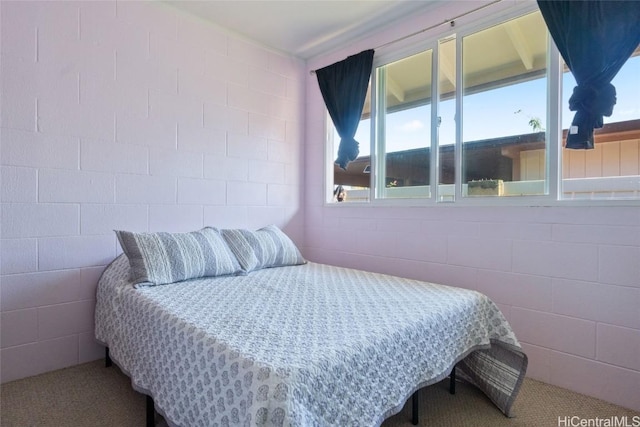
[146, 395, 155, 427]
[105, 347, 112, 368]
[411, 388, 419, 425]
[449, 364, 456, 395]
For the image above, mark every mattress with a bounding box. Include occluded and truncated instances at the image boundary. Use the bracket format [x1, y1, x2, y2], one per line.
[95, 254, 527, 426]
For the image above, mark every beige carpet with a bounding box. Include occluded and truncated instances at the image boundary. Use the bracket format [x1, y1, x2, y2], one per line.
[1, 360, 638, 426]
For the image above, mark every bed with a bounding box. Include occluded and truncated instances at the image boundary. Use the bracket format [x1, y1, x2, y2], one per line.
[94, 226, 527, 427]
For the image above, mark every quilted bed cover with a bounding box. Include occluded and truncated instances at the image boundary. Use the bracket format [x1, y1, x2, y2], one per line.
[95, 255, 527, 427]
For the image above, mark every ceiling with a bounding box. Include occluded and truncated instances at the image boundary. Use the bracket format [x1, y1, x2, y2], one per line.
[164, 0, 439, 59]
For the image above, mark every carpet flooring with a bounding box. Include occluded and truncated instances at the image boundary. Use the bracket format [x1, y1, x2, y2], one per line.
[1, 360, 638, 426]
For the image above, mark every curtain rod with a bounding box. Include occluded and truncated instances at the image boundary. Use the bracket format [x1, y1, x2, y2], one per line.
[309, 0, 502, 75]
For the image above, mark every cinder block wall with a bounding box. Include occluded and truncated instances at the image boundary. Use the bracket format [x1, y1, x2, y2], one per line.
[0, 0, 305, 382]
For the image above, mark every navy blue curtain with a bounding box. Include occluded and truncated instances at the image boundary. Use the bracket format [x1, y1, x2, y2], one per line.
[537, 0, 640, 149]
[316, 49, 374, 169]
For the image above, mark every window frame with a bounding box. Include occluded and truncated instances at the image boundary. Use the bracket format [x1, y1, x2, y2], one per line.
[324, 2, 640, 207]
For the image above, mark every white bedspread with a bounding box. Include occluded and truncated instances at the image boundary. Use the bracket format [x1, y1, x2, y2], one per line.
[95, 255, 526, 427]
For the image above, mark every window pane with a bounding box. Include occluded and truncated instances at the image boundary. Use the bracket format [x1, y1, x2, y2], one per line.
[331, 86, 371, 203]
[561, 47, 640, 200]
[375, 50, 433, 199]
[461, 11, 548, 197]
[437, 37, 456, 202]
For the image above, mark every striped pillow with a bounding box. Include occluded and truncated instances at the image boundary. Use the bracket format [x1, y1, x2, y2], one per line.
[115, 227, 242, 286]
[221, 225, 306, 273]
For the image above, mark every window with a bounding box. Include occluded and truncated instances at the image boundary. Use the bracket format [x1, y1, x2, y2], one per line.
[375, 49, 433, 199]
[561, 47, 640, 200]
[330, 91, 371, 203]
[461, 12, 548, 198]
[327, 5, 640, 204]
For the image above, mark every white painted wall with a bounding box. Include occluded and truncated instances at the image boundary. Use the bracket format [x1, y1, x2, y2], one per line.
[304, 1, 640, 412]
[0, 1, 305, 383]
